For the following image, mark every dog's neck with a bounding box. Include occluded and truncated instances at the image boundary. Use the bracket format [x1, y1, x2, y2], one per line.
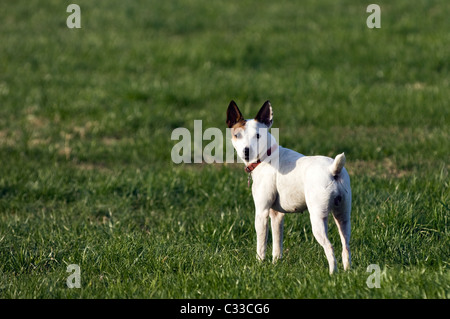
[244, 144, 278, 173]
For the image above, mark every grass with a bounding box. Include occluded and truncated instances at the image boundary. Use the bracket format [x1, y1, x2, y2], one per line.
[0, 0, 449, 299]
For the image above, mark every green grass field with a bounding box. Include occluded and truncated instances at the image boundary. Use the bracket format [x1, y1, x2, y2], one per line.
[0, 0, 448, 299]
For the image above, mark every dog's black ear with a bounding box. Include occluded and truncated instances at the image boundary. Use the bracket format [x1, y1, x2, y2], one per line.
[226, 100, 244, 128]
[255, 100, 273, 128]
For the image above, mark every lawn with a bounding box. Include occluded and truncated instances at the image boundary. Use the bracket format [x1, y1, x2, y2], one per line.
[0, 0, 448, 299]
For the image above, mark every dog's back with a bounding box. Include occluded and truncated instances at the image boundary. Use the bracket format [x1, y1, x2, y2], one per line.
[271, 148, 350, 215]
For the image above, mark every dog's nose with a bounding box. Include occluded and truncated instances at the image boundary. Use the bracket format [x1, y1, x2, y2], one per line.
[244, 147, 250, 160]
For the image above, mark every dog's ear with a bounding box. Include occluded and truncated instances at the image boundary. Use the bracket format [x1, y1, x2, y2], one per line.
[255, 100, 273, 128]
[226, 100, 244, 128]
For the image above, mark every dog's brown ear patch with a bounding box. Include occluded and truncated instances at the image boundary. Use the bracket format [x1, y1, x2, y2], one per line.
[226, 100, 244, 128]
[255, 100, 273, 127]
[231, 120, 246, 132]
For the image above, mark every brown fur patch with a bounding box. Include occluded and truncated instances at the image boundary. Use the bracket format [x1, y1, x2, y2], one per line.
[231, 120, 246, 140]
[232, 120, 247, 130]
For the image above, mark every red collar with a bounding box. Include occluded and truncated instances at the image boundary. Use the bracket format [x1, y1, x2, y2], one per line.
[245, 161, 261, 173]
[244, 145, 278, 173]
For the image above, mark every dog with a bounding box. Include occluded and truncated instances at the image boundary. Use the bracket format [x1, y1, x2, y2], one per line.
[226, 100, 352, 274]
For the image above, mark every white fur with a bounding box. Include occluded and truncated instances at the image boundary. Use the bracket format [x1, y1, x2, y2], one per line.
[228, 102, 352, 274]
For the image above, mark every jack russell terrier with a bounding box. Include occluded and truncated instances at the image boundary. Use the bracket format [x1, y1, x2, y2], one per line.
[226, 100, 352, 274]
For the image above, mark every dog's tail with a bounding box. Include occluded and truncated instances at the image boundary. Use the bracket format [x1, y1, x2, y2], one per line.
[330, 152, 346, 176]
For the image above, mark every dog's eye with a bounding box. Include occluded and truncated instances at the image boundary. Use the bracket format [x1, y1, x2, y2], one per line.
[256, 133, 261, 139]
[234, 133, 241, 139]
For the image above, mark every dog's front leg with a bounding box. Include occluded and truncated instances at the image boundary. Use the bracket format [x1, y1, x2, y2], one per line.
[255, 208, 270, 261]
[270, 209, 284, 262]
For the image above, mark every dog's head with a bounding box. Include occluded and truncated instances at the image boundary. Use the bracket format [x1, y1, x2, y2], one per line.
[226, 100, 276, 163]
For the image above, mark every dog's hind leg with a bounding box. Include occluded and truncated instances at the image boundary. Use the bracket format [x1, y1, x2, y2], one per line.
[333, 214, 351, 271]
[269, 209, 285, 262]
[332, 194, 351, 271]
[309, 213, 337, 274]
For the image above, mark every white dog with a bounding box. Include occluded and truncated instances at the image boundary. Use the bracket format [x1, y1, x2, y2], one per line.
[226, 100, 352, 274]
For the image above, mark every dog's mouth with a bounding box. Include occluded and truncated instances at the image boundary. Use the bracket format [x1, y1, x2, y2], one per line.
[243, 147, 264, 162]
